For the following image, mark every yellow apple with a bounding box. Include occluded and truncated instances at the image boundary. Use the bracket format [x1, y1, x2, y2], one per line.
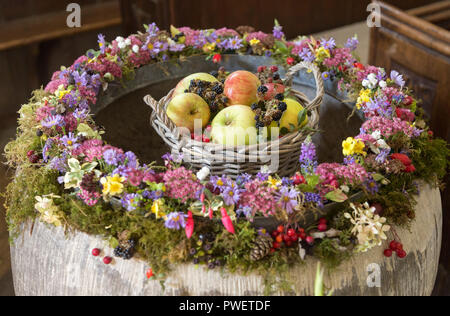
[173, 73, 219, 96]
[166, 93, 210, 133]
[268, 98, 308, 137]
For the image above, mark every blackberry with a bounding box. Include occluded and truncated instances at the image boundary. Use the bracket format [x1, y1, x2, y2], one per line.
[251, 103, 259, 110]
[255, 121, 265, 128]
[189, 248, 197, 256]
[212, 84, 224, 94]
[193, 258, 200, 264]
[36, 130, 43, 137]
[257, 85, 268, 94]
[208, 262, 216, 270]
[274, 93, 284, 101]
[210, 70, 219, 78]
[272, 111, 283, 121]
[203, 243, 212, 251]
[273, 73, 280, 81]
[278, 102, 287, 111]
[113, 246, 133, 260]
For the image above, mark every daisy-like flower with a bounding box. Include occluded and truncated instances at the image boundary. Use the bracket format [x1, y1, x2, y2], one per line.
[224, 36, 243, 50]
[345, 35, 359, 51]
[390, 70, 405, 88]
[277, 186, 299, 214]
[164, 212, 187, 230]
[100, 174, 125, 197]
[222, 186, 240, 206]
[42, 114, 64, 128]
[97, 33, 106, 54]
[273, 25, 284, 39]
[60, 132, 78, 148]
[299, 47, 315, 62]
[320, 37, 336, 50]
[121, 193, 141, 212]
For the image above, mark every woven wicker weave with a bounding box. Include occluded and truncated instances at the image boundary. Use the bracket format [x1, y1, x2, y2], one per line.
[144, 61, 324, 178]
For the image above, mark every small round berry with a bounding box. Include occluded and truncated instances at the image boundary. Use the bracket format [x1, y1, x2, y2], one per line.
[103, 256, 112, 264]
[257, 85, 268, 94]
[384, 249, 393, 257]
[27, 150, 35, 157]
[299, 232, 307, 240]
[283, 234, 290, 243]
[319, 218, 327, 225]
[318, 223, 327, 232]
[270, 66, 279, 73]
[272, 241, 281, 249]
[290, 234, 298, 242]
[306, 236, 314, 245]
[274, 93, 284, 101]
[29, 154, 39, 163]
[277, 225, 284, 233]
[271, 230, 279, 238]
[277, 102, 287, 111]
[146, 268, 154, 279]
[285, 240, 293, 247]
[92, 248, 101, 256]
[257, 66, 266, 73]
[275, 235, 283, 244]
[390, 240, 400, 251]
[397, 249, 407, 259]
[287, 229, 296, 237]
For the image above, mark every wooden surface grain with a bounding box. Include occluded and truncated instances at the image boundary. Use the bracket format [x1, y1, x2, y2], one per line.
[10, 183, 442, 296]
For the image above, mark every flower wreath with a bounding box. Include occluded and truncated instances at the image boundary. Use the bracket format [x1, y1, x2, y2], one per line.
[4, 21, 449, 288]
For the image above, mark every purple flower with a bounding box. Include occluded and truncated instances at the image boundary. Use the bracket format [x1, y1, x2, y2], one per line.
[209, 175, 229, 192]
[256, 172, 269, 181]
[345, 35, 359, 51]
[103, 148, 122, 166]
[169, 42, 185, 52]
[222, 186, 240, 206]
[322, 71, 330, 80]
[343, 155, 356, 165]
[364, 177, 379, 195]
[375, 149, 390, 164]
[236, 206, 253, 219]
[299, 137, 317, 174]
[42, 138, 54, 163]
[277, 186, 298, 214]
[299, 47, 315, 62]
[304, 192, 323, 208]
[60, 132, 78, 147]
[98, 34, 106, 54]
[42, 115, 64, 128]
[124, 151, 138, 168]
[48, 154, 68, 173]
[121, 193, 141, 211]
[265, 50, 272, 57]
[390, 70, 405, 87]
[321, 37, 336, 50]
[164, 212, 187, 230]
[224, 36, 243, 50]
[236, 173, 252, 187]
[147, 23, 159, 36]
[273, 25, 284, 40]
[366, 95, 393, 117]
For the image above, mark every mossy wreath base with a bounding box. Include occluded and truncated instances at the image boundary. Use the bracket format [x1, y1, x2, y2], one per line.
[10, 182, 441, 296]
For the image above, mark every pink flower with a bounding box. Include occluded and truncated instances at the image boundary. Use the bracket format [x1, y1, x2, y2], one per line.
[238, 180, 279, 217]
[162, 167, 202, 203]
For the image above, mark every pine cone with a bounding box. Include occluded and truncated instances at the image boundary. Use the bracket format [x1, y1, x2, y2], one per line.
[250, 235, 273, 261]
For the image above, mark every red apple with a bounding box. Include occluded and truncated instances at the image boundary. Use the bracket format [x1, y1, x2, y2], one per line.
[224, 71, 261, 106]
[166, 93, 210, 133]
[261, 83, 286, 100]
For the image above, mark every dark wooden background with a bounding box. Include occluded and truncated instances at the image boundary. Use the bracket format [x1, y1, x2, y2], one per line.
[0, 0, 447, 296]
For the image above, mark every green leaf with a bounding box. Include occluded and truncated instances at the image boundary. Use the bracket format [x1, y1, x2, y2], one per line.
[68, 158, 81, 172]
[325, 189, 348, 203]
[372, 173, 384, 182]
[297, 109, 307, 127]
[274, 40, 288, 53]
[306, 174, 319, 188]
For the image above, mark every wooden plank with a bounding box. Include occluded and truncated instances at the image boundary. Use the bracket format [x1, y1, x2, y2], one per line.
[0, 1, 122, 51]
[407, 0, 450, 17]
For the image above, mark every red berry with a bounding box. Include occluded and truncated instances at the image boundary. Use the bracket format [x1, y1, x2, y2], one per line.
[27, 150, 35, 157]
[212, 54, 222, 64]
[272, 241, 281, 249]
[384, 249, 393, 257]
[306, 236, 314, 245]
[146, 268, 154, 279]
[276, 235, 283, 243]
[103, 256, 112, 264]
[91, 248, 101, 257]
[277, 225, 284, 233]
[397, 249, 407, 259]
[290, 234, 298, 242]
[29, 155, 39, 163]
[257, 66, 267, 73]
[270, 66, 279, 73]
[428, 130, 434, 137]
[389, 241, 398, 251]
[270, 248, 276, 253]
[286, 57, 295, 65]
[298, 228, 305, 234]
[319, 218, 327, 225]
[285, 240, 293, 247]
[283, 234, 290, 243]
[287, 229, 296, 237]
[318, 223, 327, 232]
[299, 232, 307, 240]
[202, 136, 210, 143]
[293, 174, 305, 185]
[271, 230, 279, 238]
[403, 96, 413, 106]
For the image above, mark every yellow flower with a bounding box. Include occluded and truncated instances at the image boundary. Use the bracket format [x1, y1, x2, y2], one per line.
[57, 89, 71, 100]
[315, 47, 330, 62]
[356, 89, 371, 109]
[151, 199, 166, 219]
[267, 176, 281, 189]
[100, 174, 125, 196]
[342, 137, 366, 157]
[249, 39, 260, 46]
[203, 42, 216, 53]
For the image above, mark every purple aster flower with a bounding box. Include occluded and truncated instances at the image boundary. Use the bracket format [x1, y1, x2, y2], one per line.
[265, 50, 272, 57]
[273, 25, 284, 40]
[60, 132, 78, 148]
[322, 71, 330, 80]
[42, 138, 54, 163]
[277, 186, 298, 214]
[73, 108, 89, 120]
[256, 172, 269, 181]
[299, 47, 315, 62]
[321, 37, 336, 50]
[281, 177, 293, 186]
[390, 70, 405, 87]
[169, 42, 185, 52]
[222, 186, 240, 206]
[236, 173, 252, 187]
[209, 175, 229, 192]
[72, 71, 89, 89]
[345, 35, 359, 51]
[343, 155, 356, 165]
[147, 23, 159, 36]
[364, 177, 379, 195]
[42, 114, 64, 128]
[97, 34, 106, 54]
[224, 36, 243, 50]
[48, 153, 68, 173]
[121, 193, 141, 212]
[103, 148, 121, 166]
[366, 95, 393, 117]
[164, 212, 187, 230]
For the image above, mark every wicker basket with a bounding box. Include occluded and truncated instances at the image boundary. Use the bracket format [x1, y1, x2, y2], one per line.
[144, 61, 324, 178]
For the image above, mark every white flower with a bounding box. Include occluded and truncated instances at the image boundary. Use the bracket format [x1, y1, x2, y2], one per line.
[376, 139, 390, 150]
[340, 185, 350, 193]
[35, 194, 63, 227]
[362, 79, 370, 88]
[125, 38, 131, 46]
[371, 130, 381, 140]
[115, 36, 124, 43]
[196, 167, 210, 181]
[132, 44, 140, 53]
[118, 41, 126, 49]
[379, 80, 387, 89]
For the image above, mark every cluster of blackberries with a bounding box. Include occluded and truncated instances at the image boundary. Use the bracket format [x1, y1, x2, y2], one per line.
[113, 239, 136, 260]
[185, 79, 229, 113]
[209, 66, 228, 83]
[256, 65, 283, 85]
[251, 96, 287, 128]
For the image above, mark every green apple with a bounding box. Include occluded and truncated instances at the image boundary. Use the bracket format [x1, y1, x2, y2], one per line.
[211, 105, 257, 146]
[166, 93, 210, 133]
[173, 73, 219, 96]
[268, 98, 308, 137]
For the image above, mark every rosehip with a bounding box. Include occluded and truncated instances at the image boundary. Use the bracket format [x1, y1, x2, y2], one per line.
[257, 66, 266, 73]
[276, 235, 283, 243]
[146, 268, 154, 279]
[384, 249, 393, 257]
[272, 241, 281, 249]
[298, 228, 305, 234]
[270, 66, 279, 73]
[290, 234, 298, 242]
[287, 229, 296, 237]
[29, 155, 39, 163]
[318, 223, 327, 232]
[277, 225, 284, 233]
[286, 57, 295, 65]
[306, 236, 314, 245]
[103, 256, 112, 264]
[92, 248, 101, 257]
[283, 234, 291, 243]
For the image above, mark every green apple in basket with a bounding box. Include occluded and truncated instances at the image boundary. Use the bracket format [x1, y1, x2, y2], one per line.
[210, 105, 258, 146]
[268, 98, 309, 137]
[173, 73, 219, 96]
[166, 93, 211, 133]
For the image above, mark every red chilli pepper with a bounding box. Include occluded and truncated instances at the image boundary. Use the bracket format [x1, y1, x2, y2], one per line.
[212, 54, 222, 63]
[220, 207, 235, 234]
[185, 210, 194, 239]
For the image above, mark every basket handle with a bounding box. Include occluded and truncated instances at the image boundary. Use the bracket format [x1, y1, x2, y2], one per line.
[283, 61, 324, 112]
[143, 92, 178, 132]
